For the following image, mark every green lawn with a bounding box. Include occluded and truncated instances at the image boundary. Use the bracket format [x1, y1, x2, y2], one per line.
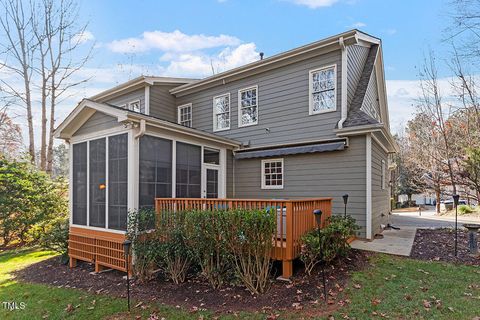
[0, 248, 225, 320]
[0, 248, 478, 319]
[333, 254, 480, 320]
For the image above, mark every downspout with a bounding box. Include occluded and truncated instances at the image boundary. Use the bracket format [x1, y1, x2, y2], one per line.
[337, 36, 348, 129]
[134, 119, 146, 139]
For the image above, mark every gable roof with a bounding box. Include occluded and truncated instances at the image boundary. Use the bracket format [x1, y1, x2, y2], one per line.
[170, 29, 381, 96]
[342, 44, 380, 128]
[54, 99, 240, 147]
[90, 75, 197, 101]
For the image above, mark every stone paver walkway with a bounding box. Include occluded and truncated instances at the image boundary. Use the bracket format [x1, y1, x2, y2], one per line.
[351, 226, 417, 256]
[351, 209, 480, 256]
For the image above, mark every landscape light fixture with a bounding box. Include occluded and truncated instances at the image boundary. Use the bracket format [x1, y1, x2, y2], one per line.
[342, 194, 349, 218]
[313, 209, 327, 302]
[453, 194, 460, 257]
[123, 240, 132, 312]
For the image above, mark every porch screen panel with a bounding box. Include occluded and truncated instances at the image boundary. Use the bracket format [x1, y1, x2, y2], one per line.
[89, 138, 106, 227]
[72, 142, 87, 225]
[139, 135, 172, 208]
[176, 142, 201, 198]
[108, 133, 128, 230]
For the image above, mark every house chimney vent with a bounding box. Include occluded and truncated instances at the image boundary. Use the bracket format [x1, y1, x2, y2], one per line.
[259, 52, 264, 60]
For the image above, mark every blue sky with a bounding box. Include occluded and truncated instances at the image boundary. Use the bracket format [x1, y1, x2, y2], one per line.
[5, 0, 457, 141]
[79, 0, 448, 81]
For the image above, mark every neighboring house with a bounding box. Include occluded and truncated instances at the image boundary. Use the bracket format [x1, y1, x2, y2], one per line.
[55, 30, 398, 261]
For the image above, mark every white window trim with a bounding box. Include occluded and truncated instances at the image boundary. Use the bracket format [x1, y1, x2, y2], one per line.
[119, 104, 127, 109]
[177, 103, 192, 127]
[309, 64, 337, 115]
[381, 159, 386, 190]
[261, 158, 284, 190]
[213, 93, 231, 132]
[128, 99, 141, 113]
[238, 85, 259, 127]
[70, 129, 131, 234]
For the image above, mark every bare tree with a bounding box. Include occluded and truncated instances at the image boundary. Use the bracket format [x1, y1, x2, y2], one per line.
[417, 51, 458, 194]
[0, 0, 36, 163]
[40, 0, 92, 173]
[0, 0, 92, 172]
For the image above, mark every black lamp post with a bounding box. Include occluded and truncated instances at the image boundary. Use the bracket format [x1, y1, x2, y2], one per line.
[123, 239, 132, 312]
[342, 194, 349, 218]
[313, 209, 327, 302]
[453, 194, 460, 257]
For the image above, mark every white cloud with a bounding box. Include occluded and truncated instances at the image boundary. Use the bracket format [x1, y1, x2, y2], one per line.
[107, 30, 241, 54]
[384, 28, 397, 35]
[72, 31, 95, 44]
[349, 22, 366, 28]
[163, 43, 260, 78]
[385, 77, 458, 134]
[286, 0, 339, 9]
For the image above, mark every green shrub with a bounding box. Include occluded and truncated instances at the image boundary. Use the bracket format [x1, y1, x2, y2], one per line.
[155, 210, 192, 284]
[32, 216, 69, 263]
[300, 215, 359, 275]
[458, 204, 474, 215]
[223, 209, 276, 294]
[185, 210, 231, 289]
[0, 158, 68, 247]
[127, 208, 160, 282]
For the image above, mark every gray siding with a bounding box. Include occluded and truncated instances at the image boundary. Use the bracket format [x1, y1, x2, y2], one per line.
[347, 45, 370, 106]
[104, 88, 145, 113]
[176, 49, 342, 147]
[371, 138, 389, 236]
[234, 135, 367, 237]
[74, 112, 120, 136]
[150, 84, 178, 122]
[360, 68, 380, 121]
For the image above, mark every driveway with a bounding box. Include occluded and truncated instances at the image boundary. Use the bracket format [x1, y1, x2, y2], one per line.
[390, 207, 480, 228]
[351, 207, 480, 257]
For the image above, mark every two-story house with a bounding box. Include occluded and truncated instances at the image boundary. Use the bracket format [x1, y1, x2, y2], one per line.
[55, 29, 398, 275]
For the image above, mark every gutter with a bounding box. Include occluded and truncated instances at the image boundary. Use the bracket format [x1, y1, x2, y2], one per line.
[134, 119, 146, 139]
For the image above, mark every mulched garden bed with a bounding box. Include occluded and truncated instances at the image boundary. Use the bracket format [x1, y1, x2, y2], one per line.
[16, 250, 371, 316]
[410, 228, 480, 265]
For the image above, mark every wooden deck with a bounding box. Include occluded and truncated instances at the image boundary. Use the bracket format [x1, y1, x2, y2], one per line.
[68, 197, 332, 279]
[156, 198, 332, 278]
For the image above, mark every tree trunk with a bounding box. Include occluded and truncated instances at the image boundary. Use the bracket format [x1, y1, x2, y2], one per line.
[46, 83, 55, 175]
[40, 78, 47, 171]
[435, 188, 441, 214]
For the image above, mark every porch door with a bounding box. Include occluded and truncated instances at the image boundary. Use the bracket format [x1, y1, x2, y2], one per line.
[203, 165, 219, 198]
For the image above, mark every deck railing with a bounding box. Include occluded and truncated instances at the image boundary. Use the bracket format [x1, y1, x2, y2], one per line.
[155, 197, 332, 278]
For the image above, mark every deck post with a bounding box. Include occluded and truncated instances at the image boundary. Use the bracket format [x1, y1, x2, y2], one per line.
[282, 260, 293, 279]
[283, 202, 294, 279]
[69, 256, 77, 269]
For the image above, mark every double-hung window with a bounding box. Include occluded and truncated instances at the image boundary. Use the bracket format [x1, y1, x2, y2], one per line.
[178, 103, 192, 128]
[238, 86, 258, 127]
[261, 159, 284, 189]
[309, 65, 336, 114]
[213, 93, 230, 131]
[128, 100, 141, 113]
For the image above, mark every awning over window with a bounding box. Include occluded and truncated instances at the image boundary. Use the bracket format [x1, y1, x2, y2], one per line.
[234, 141, 346, 159]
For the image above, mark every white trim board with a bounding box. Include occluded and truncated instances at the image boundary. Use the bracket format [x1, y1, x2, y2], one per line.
[366, 133, 372, 240]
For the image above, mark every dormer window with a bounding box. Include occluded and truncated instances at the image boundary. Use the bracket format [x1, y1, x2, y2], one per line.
[128, 100, 141, 113]
[309, 65, 336, 114]
[178, 103, 192, 128]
